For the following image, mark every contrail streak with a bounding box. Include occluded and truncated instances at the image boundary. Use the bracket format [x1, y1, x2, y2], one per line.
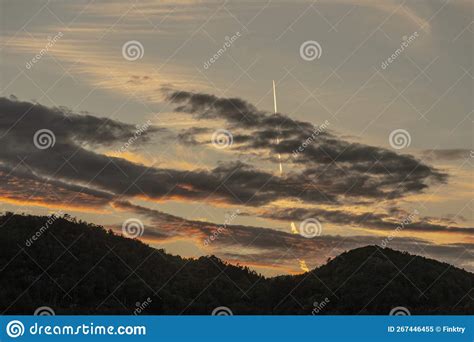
[273, 81, 298, 236]
[272, 80, 283, 176]
[273, 81, 308, 273]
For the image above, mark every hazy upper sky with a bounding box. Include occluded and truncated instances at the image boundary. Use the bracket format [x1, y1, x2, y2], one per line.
[0, 0, 472, 275]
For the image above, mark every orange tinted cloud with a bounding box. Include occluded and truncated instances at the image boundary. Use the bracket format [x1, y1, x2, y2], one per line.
[0, 196, 107, 214]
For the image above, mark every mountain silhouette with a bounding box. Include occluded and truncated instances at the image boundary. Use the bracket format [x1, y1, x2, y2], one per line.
[0, 213, 472, 315]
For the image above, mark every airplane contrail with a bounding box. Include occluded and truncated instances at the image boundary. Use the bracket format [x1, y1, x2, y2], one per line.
[272, 80, 283, 176]
[273, 80, 299, 235]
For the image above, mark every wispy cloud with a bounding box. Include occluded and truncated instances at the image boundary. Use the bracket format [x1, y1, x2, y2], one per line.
[112, 200, 474, 274]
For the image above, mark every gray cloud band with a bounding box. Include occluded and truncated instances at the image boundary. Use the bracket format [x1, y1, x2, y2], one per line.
[165, 90, 447, 202]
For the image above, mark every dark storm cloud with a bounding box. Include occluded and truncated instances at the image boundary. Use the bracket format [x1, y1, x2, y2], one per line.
[166, 90, 447, 202]
[0, 94, 450, 210]
[0, 97, 161, 146]
[0, 97, 336, 208]
[165, 90, 265, 127]
[0, 95, 460, 233]
[261, 207, 474, 234]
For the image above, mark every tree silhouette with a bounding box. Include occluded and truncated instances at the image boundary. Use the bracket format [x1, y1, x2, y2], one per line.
[0, 213, 472, 315]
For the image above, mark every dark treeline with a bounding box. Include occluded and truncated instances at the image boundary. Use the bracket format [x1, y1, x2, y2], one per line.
[0, 213, 472, 315]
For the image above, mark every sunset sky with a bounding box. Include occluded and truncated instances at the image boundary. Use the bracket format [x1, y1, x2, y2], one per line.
[0, 0, 472, 276]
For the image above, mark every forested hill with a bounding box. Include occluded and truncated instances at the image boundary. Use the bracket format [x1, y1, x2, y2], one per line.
[0, 213, 472, 314]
